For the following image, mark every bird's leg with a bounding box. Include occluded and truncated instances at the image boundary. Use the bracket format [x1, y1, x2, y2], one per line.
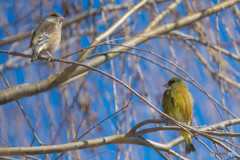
[46, 51, 54, 62]
[161, 115, 170, 126]
[165, 119, 169, 126]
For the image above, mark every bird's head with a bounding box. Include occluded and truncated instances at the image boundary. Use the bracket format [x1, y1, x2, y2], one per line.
[44, 12, 64, 25]
[163, 77, 187, 88]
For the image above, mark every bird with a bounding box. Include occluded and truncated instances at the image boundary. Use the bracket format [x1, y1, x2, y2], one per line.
[29, 12, 64, 62]
[162, 77, 196, 154]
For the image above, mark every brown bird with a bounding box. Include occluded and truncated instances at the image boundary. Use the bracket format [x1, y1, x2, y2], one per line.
[162, 78, 196, 154]
[29, 12, 64, 62]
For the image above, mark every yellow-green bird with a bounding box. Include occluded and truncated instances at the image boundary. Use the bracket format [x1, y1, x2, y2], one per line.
[162, 77, 196, 154]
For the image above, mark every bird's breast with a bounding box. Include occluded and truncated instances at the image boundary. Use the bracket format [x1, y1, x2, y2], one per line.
[162, 86, 193, 125]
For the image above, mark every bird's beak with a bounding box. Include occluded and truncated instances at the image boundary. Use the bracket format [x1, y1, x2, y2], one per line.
[60, 16, 65, 21]
[163, 83, 169, 88]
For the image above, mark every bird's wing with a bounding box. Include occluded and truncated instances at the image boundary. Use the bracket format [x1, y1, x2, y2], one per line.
[36, 32, 49, 46]
[174, 87, 193, 124]
[29, 29, 37, 48]
[29, 22, 50, 48]
[30, 31, 49, 48]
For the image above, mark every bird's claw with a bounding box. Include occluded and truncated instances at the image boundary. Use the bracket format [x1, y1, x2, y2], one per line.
[46, 51, 54, 62]
[48, 57, 52, 62]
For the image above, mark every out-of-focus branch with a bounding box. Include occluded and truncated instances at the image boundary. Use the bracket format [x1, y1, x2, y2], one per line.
[54, 0, 148, 86]
[0, 70, 43, 146]
[0, 3, 129, 47]
[145, 0, 182, 31]
[60, 0, 240, 87]
[0, 31, 32, 47]
[184, 40, 240, 89]
[169, 31, 240, 61]
[0, 0, 165, 47]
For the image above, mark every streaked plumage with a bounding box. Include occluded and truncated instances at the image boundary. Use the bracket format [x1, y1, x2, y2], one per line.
[30, 12, 64, 62]
[162, 78, 196, 154]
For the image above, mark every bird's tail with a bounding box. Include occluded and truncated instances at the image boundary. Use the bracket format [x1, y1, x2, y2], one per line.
[180, 131, 196, 154]
[31, 50, 39, 62]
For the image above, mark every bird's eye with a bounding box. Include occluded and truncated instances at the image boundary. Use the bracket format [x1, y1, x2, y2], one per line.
[51, 14, 58, 17]
[168, 78, 178, 86]
[168, 80, 173, 86]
